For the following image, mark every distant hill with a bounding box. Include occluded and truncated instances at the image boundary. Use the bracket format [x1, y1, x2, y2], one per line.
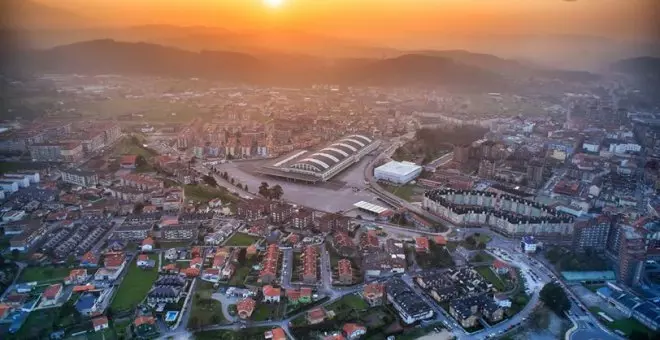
[612, 57, 660, 77]
[2, 0, 94, 29]
[11, 40, 511, 90]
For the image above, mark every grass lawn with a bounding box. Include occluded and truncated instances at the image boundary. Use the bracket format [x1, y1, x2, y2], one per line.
[185, 184, 240, 204]
[110, 254, 159, 311]
[18, 266, 72, 283]
[225, 233, 260, 246]
[112, 136, 158, 159]
[327, 293, 370, 313]
[10, 307, 58, 339]
[189, 281, 226, 328]
[475, 266, 506, 292]
[590, 310, 656, 338]
[195, 327, 272, 340]
[229, 267, 250, 286]
[252, 303, 281, 321]
[472, 251, 495, 264]
[382, 183, 417, 201]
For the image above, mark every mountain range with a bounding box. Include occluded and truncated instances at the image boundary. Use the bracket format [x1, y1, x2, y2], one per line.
[3, 39, 609, 91]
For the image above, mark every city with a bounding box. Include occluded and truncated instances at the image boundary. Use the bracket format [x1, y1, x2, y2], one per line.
[1, 1, 660, 340]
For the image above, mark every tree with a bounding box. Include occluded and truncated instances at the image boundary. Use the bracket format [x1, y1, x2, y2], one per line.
[244, 185, 248, 192]
[259, 182, 270, 198]
[270, 184, 284, 200]
[189, 316, 200, 331]
[629, 330, 650, 340]
[202, 175, 218, 187]
[230, 178, 235, 185]
[11, 249, 19, 260]
[539, 282, 571, 316]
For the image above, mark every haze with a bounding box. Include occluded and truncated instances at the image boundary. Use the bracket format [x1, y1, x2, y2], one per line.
[7, 0, 660, 69]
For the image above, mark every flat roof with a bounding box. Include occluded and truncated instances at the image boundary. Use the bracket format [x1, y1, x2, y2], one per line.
[375, 160, 422, 176]
[353, 201, 391, 215]
[561, 271, 616, 282]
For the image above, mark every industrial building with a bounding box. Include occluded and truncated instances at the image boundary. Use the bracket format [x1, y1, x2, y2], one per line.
[259, 134, 379, 183]
[374, 160, 422, 184]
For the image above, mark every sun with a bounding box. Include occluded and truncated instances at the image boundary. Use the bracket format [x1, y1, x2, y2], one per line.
[263, 0, 284, 8]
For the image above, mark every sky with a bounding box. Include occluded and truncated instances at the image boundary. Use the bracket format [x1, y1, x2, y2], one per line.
[34, 0, 660, 44]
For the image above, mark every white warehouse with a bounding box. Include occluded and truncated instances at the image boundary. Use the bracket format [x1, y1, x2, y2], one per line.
[374, 160, 422, 185]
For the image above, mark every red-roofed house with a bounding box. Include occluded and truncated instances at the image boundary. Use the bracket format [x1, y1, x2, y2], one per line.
[491, 259, 510, 275]
[81, 251, 99, 267]
[103, 252, 126, 269]
[92, 316, 109, 332]
[434, 236, 447, 245]
[307, 307, 326, 325]
[183, 267, 200, 277]
[190, 257, 203, 269]
[137, 254, 150, 267]
[237, 298, 256, 319]
[141, 237, 155, 252]
[42, 284, 63, 306]
[73, 285, 96, 293]
[415, 237, 430, 253]
[161, 263, 179, 274]
[264, 327, 286, 340]
[343, 323, 367, 340]
[363, 283, 385, 306]
[64, 269, 89, 285]
[259, 244, 280, 284]
[302, 246, 318, 284]
[338, 259, 353, 285]
[262, 285, 281, 303]
[120, 155, 138, 169]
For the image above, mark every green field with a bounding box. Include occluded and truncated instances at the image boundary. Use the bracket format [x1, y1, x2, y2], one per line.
[326, 293, 369, 313]
[112, 136, 158, 160]
[472, 251, 495, 264]
[110, 254, 159, 311]
[18, 266, 72, 283]
[224, 233, 260, 246]
[229, 267, 250, 286]
[589, 307, 655, 338]
[475, 266, 506, 292]
[382, 184, 418, 202]
[72, 97, 206, 122]
[189, 282, 226, 329]
[184, 184, 240, 204]
[8, 308, 59, 339]
[194, 327, 272, 340]
[251, 303, 281, 321]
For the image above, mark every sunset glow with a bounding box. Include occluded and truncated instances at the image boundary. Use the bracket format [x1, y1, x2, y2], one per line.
[263, 0, 284, 9]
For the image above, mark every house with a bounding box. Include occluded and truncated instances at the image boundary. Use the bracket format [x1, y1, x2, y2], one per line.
[141, 237, 155, 252]
[161, 263, 179, 274]
[92, 316, 109, 332]
[264, 327, 286, 340]
[64, 269, 89, 285]
[415, 237, 430, 253]
[343, 323, 367, 340]
[449, 294, 504, 328]
[434, 236, 447, 246]
[491, 260, 510, 275]
[0, 304, 13, 320]
[494, 294, 512, 308]
[80, 251, 99, 267]
[147, 286, 181, 304]
[134, 316, 157, 337]
[103, 252, 126, 269]
[237, 298, 256, 319]
[286, 287, 312, 305]
[72, 285, 96, 293]
[263, 285, 281, 303]
[190, 257, 203, 269]
[221, 263, 236, 279]
[302, 246, 318, 284]
[120, 155, 138, 169]
[363, 283, 385, 307]
[307, 307, 326, 325]
[183, 267, 200, 278]
[42, 284, 63, 306]
[338, 259, 353, 284]
[164, 248, 178, 260]
[259, 244, 280, 284]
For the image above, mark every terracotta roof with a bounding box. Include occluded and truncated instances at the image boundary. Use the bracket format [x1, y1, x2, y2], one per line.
[67, 269, 87, 280]
[120, 155, 137, 165]
[343, 323, 366, 336]
[338, 259, 352, 276]
[307, 307, 326, 320]
[134, 316, 155, 327]
[190, 257, 203, 267]
[92, 316, 109, 328]
[300, 287, 312, 297]
[142, 237, 154, 246]
[415, 237, 430, 250]
[43, 284, 62, 299]
[138, 254, 149, 262]
[104, 252, 125, 268]
[492, 259, 509, 269]
[183, 267, 200, 277]
[237, 298, 256, 317]
[363, 283, 384, 297]
[270, 327, 286, 340]
[263, 285, 281, 297]
[82, 251, 98, 264]
[73, 285, 95, 293]
[434, 236, 447, 245]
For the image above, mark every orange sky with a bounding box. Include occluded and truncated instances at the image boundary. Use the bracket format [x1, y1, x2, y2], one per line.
[37, 0, 659, 43]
